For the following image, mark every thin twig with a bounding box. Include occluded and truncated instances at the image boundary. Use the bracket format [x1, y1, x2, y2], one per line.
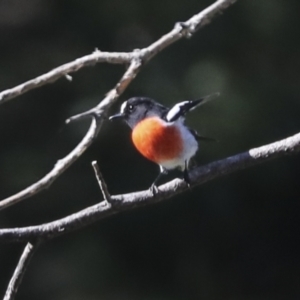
[0, 131, 299, 243]
[91, 161, 111, 203]
[0, 51, 132, 105]
[3, 241, 40, 300]
[0, 0, 237, 210]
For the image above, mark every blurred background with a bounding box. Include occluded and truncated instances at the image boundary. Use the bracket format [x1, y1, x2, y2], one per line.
[0, 0, 300, 299]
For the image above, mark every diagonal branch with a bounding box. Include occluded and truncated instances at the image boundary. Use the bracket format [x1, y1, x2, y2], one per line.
[0, 0, 237, 106]
[0, 131, 299, 243]
[3, 241, 40, 300]
[0, 58, 142, 211]
[66, 55, 142, 123]
[0, 0, 238, 210]
[0, 118, 100, 211]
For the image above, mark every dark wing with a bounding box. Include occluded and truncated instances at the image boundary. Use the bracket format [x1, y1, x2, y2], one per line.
[165, 93, 220, 123]
[165, 100, 201, 122]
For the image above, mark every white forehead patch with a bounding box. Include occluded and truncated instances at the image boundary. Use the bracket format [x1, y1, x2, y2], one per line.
[120, 101, 128, 114]
[166, 101, 190, 122]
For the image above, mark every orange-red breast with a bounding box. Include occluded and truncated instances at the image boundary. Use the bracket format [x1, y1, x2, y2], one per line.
[109, 94, 218, 192]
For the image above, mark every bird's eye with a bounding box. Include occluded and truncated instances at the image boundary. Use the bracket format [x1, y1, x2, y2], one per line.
[128, 105, 134, 112]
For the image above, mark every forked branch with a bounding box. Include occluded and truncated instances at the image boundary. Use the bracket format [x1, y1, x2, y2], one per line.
[0, 0, 237, 106]
[0, 0, 238, 211]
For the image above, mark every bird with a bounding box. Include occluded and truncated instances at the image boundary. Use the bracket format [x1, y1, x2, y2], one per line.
[109, 93, 218, 193]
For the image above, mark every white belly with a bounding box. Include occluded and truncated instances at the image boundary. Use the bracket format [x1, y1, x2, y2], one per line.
[160, 122, 198, 170]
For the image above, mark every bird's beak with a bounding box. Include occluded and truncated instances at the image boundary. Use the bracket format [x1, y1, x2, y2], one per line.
[109, 113, 125, 121]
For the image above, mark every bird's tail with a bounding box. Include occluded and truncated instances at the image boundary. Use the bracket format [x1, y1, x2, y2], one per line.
[192, 92, 220, 109]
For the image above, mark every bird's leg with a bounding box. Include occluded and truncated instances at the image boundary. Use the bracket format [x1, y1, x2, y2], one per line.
[183, 160, 191, 186]
[150, 166, 167, 194]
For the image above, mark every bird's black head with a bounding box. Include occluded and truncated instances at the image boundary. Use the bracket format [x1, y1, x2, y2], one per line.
[109, 97, 168, 129]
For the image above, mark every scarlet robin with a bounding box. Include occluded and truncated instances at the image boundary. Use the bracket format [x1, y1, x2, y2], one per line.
[109, 93, 218, 193]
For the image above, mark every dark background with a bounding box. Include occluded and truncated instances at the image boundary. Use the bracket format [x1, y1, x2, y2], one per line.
[1, 0, 300, 299]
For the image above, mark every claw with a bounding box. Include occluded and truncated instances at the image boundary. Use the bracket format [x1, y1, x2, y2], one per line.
[149, 166, 166, 194]
[183, 169, 191, 187]
[183, 160, 191, 187]
[150, 184, 159, 195]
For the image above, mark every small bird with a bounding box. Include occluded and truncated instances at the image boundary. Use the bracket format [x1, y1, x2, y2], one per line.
[109, 94, 218, 193]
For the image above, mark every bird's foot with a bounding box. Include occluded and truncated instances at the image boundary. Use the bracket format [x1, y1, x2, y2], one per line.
[149, 184, 159, 195]
[183, 169, 191, 187]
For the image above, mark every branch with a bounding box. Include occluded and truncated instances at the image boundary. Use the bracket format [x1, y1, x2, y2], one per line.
[0, 51, 132, 105]
[0, 58, 142, 211]
[0, 0, 237, 106]
[91, 161, 112, 203]
[3, 241, 40, 300]
[0, 131, 299, 243]
[0, 118, 99, 211]
[0, 0, 238, 210]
